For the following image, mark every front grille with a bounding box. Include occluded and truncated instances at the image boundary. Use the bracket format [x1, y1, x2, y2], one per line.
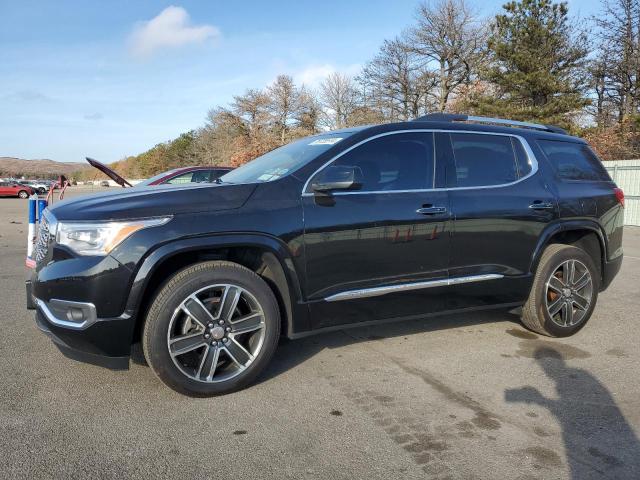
[34, 217, 50, 263]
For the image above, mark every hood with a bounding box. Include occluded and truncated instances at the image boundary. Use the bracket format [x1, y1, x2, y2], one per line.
[49, 182, 257, 221]
[86, 157, 132, 187]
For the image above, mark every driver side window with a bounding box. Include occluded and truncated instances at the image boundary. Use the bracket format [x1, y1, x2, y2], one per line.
[319, 132, 435, 192]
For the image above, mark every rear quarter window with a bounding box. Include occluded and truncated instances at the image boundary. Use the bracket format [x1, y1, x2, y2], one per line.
[537, 140, 611, 181]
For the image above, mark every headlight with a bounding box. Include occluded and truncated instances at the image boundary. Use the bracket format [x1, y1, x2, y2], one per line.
[56, 217, 171, 255]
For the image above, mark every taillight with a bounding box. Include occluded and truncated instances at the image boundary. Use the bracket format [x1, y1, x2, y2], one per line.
[614, 187, 625, 207]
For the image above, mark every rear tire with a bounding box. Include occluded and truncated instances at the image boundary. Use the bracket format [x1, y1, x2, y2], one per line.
[18, 190, 28, 199]
[521, 244, 599, 337]
[143, 261, 280, 396]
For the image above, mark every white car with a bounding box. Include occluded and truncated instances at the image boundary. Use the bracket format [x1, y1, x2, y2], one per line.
[19, 180, 49, 194]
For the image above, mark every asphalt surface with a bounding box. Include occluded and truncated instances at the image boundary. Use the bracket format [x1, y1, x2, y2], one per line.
[1, 189, 639, 480]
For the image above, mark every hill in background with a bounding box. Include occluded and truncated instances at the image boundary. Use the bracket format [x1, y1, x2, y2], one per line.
[0, 157, 91, 179]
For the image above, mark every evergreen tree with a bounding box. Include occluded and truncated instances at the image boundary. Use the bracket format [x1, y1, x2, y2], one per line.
[470, 0, 589, 128]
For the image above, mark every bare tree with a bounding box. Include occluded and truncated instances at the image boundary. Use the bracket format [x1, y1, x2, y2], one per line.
[233, 89, 270, 128]
[319, 72, 360, 129]
[593, 0, 640, 122]
[359, 37, 427, 121]
[295, 86, 322, 134]
[407, 0, 486, 112]
[267, 75, 300, 144]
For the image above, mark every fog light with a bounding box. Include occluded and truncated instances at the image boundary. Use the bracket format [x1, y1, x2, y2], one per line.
[67, 308, 85, 322]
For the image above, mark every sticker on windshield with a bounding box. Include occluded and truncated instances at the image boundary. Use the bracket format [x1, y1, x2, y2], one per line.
[309, 137, 343, 145]
[257, 167, 289, 182]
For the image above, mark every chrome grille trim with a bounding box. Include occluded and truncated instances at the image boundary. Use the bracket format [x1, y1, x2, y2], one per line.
[34, 217, 50, 263]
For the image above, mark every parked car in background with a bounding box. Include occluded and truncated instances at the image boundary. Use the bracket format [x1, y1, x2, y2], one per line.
[18, 180, 48, 194]
[85, 157, 233, 188]
[136, 166, 234, 187]
[0, 181, 35, 198]
[100, 180, 110, 187]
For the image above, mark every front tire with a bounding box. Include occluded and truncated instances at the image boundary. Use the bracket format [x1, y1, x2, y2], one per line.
[143, 261, 280, 396]
[521, 244, 599, 337]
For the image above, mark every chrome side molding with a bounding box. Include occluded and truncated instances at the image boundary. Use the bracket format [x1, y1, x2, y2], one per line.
[324, 274, 504, 302]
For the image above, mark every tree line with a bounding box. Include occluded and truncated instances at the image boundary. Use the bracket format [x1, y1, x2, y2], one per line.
[88, 0, 640, 180]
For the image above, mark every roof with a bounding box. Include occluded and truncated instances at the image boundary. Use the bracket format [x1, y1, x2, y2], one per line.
[327, 114, 585, 143]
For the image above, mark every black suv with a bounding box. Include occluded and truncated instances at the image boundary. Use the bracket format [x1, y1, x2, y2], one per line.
[26, 114, 624, 396]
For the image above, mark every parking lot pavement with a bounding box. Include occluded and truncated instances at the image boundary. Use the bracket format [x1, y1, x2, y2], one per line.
[1, 190, 639, 479]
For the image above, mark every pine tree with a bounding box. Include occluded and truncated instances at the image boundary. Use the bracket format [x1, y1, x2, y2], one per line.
[469, 0, 589, 128]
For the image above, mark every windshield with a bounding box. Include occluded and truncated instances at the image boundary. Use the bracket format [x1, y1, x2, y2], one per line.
[220, 132, 350, 184]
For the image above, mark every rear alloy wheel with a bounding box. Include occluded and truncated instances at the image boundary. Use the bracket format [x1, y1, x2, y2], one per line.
[545, 259, 593, 328]
[143, 261, 280, 396]
[521, 244, 599, 337]
[18, 190, 29, 199]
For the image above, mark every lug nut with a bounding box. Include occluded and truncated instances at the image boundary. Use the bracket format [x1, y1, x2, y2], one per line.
[225, 327, 231, 332]
[223, 338, 229, 344]
[204, 333, 211, 339]
[211, 341, 217, 346]
[207, 322, 214, 328]
[218, 320, 225, 325]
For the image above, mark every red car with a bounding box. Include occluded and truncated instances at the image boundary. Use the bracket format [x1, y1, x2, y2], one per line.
[85, 158, 233, 188]
[137, 166, 234, 186]
[0, 181, 35, 198]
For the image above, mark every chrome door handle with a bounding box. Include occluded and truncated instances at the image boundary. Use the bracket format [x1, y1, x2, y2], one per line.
[416, 206, 447, 215]
[529, 201, 554, 210]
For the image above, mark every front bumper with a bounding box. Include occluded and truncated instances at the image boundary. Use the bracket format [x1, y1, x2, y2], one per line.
[26, 253, 138, 369]
[35, 309, 130, 370]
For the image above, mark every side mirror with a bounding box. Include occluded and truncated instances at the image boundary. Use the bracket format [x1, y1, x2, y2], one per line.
[311, 165, 361, 193]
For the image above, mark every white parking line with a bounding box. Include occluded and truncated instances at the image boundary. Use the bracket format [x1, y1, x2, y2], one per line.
[625, 255, 640, 260]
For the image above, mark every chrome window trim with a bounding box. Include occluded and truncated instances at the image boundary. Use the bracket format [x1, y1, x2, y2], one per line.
[324, 273, 504, 302]
[301, 129, 538, 196]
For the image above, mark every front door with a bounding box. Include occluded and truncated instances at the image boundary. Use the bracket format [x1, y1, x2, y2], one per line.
[302, 131, 451, 329]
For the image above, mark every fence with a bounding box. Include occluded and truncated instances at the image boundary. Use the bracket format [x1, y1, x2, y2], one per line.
[604, 159, 640, 226]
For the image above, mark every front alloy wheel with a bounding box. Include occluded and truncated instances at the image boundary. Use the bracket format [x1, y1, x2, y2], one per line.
[143, 261, 280, 396]
[168, 284, 266, 383]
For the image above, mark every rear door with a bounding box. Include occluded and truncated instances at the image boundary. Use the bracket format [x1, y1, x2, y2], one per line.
[302, 131, 451, 329]
[442, 131, 558, 309]
[0, 182, 8, 196]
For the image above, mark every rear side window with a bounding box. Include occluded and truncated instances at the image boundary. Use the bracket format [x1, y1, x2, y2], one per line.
[537, 140, 611, 181]
[328, 132, 435, 191]
[166, 170, 210, 184]
[449, 133, 519, 187]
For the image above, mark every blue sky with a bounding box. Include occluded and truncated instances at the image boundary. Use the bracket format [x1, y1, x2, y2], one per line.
[0, 0, 601, 163]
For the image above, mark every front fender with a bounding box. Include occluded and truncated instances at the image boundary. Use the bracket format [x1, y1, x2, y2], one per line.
[123, 233, 308, 335]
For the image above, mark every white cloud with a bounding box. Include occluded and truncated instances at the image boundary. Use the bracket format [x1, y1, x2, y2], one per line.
[294, 63, 361, 88]
[129, 6, 220, 58]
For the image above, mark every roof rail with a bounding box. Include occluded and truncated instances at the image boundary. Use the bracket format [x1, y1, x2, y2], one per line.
[412, 113, 568, 135]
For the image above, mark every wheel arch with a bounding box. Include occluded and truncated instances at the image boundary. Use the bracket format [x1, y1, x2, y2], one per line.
[530, 221, 607, 283]
[125, 234, 307, 345]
